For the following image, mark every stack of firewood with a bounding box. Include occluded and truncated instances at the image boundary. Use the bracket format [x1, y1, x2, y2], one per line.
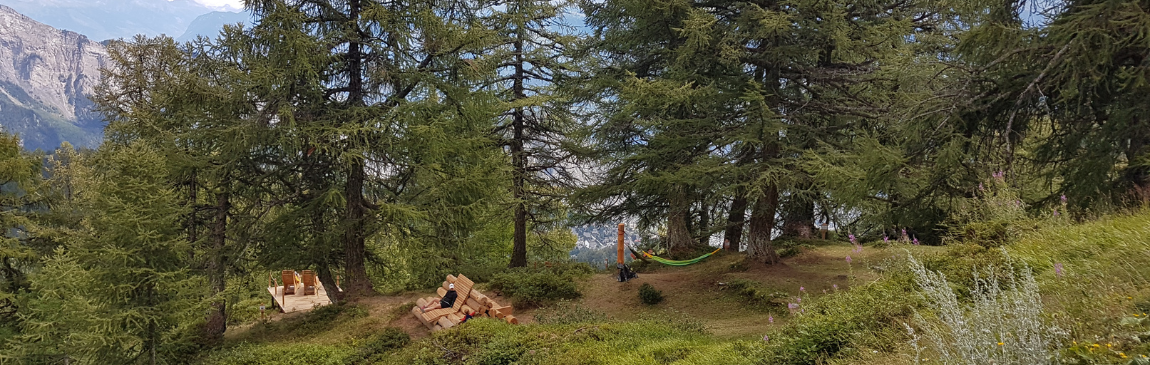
[410, 274, 517, 331]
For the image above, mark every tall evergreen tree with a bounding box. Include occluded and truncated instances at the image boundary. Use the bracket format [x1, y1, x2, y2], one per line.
[487, 0, 580, 268]
[0, 133, 41, 333]
[245, 0, 500, 297]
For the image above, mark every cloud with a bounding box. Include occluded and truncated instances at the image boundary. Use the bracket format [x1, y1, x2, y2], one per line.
[188, 0, 244, 12]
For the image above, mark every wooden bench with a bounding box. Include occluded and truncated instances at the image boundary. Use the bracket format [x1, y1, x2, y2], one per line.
[411, 274, 518, 331]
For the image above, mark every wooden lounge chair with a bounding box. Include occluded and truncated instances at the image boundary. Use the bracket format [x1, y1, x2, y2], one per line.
[301, 270, 317, 295]
[281, 270, 296, 295]
[411, 273, 517, 331]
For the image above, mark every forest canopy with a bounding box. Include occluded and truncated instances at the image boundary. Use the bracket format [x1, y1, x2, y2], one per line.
[2, 0, 1149, 363]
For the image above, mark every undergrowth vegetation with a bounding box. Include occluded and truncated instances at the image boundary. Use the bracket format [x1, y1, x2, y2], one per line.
[195, 208, 1150, 365]
[487, 262, 592, 307]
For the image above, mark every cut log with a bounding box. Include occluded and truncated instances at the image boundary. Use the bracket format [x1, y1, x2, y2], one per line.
[461, 305, 473, 314]
[411, 306, 432, 329]
[438, 316, 455, 329]
[442, 281, 450, 290]
[505, 315, 518, 325]
[492, 305, 513, 317]
[431, 324, 443, 332]
[446, 274, 457, 283]
[437, 287, 447, 297]
[416, 298, 429, 308]
[466, 298, 481, 309]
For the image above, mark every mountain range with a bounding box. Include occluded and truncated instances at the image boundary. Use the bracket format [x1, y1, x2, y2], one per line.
[0, 3, 251, 151]
[0, 0, 250, 42]
[0, 5, 107, 151]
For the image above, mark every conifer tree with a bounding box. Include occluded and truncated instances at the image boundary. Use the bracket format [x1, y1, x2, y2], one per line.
[487, 0, 581, 267]
[245, 0, 501, 297]
[0, 133, 41, 333]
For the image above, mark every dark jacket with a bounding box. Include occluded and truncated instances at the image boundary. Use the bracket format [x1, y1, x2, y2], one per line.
[440, 289, 458, 308]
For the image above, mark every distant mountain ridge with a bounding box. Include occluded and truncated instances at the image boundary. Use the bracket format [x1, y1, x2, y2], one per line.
[178, 11, 253, 42]
[0, 0, 225, 42]
[0, 5, 107, 151]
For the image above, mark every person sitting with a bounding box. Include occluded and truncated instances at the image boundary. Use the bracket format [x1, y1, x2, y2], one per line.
[421, 283, 458, 312]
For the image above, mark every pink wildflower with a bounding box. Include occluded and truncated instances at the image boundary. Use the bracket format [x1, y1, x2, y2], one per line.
[913, 238, 920, 245]
[1061, 194, 1067, 204]
[846, 255, 852, 263]
[769, 315, 774, 323]
[833, 284, 838, 290]
[1054, 263, 1063, 277]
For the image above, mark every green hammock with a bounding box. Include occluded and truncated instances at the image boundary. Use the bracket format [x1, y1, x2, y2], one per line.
[630, 247, 722, 266]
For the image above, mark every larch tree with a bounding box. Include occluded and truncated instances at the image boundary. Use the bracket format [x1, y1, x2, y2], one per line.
[487, 0, 581, 268]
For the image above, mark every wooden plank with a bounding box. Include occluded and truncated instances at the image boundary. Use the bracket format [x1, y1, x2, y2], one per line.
[422, 307, 454, 323]
[452, 275, 475, 311]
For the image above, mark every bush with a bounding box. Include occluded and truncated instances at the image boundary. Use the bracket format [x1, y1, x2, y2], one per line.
[343, 327, 410, 365]
[725, 279, 786, 309]
[534, 300, 608, 325]
[761, 272, 918, 363]
[198, 343, 349, 365]
[907, 252, 1064, 365]
[488, 263, 589, 307]
[639, 283, 664, 305]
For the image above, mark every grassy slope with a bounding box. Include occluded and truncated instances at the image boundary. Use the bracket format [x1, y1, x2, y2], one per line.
[199, 211, 1150, 365]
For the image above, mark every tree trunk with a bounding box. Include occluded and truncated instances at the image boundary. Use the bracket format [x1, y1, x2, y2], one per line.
[317, 263, 341, 304]
[666, 186, 694, 256]
[780, 192, 814, 239]
[203, 187, 229, 343]
[746, 185, 780, 264]
[747, 141, 781, 264]
[343, 160, 372, 298]
[509, 32, 529, 268]
[1125, 115, 1149, 192]
[723, 189, 748, 251]
[341, 0, 374, 299]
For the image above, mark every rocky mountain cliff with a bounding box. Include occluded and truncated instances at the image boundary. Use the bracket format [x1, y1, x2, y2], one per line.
[0, 5, 107, 151]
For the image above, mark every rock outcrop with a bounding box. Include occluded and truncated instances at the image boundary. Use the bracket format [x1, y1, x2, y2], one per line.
[0, 4, 108, 150]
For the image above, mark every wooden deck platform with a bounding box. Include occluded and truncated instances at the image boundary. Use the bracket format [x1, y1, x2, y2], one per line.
[267, 280, 337, 313]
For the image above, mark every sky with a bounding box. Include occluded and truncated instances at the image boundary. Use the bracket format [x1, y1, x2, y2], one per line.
[188, 0, 244, 12]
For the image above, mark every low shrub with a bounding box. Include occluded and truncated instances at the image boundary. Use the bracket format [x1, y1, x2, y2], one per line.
[343, 327, 410, 365]
[639, 283, 664, 305]
[488, 263, 590, 307]
[907, 252, 1064, 365]
[198, 343, 349, 365]
[725, 279, 787, 309]
[760, 271, 918, 363]
[534, 300, 608, 325]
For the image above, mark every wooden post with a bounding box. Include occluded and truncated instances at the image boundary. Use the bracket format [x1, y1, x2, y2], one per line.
[617, 223, 625, 265]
